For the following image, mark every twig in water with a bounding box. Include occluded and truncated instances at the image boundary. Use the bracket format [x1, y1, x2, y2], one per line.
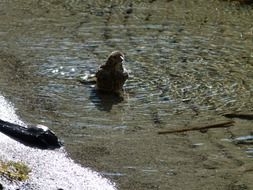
[223, 113, 253, 120]
[158, 120, 235, 134]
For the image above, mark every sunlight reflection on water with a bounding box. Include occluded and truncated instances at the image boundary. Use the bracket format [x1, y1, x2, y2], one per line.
[0, 0, 253, 189]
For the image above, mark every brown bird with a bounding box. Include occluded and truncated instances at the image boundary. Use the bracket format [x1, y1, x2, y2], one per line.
[95, 51, 129, 94]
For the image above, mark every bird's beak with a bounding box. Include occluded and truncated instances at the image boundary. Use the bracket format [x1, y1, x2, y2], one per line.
[120, 56, 124, 62]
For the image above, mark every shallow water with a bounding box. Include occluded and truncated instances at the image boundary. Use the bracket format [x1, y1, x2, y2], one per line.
[0, 0, 253, 189]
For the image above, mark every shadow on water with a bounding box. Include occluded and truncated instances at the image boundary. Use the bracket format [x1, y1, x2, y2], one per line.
[1, 0, 253, 189]
[89, 89, 124, 112]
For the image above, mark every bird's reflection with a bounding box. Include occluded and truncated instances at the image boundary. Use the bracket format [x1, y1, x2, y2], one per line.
[89, 89, 124, 112]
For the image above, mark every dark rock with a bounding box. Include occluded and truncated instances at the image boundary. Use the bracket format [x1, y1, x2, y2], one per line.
[0, 119, 62, 149]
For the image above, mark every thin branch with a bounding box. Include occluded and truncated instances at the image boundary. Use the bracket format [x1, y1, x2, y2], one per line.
[158, 120, 235, 135]
[223, 113, 253, 120]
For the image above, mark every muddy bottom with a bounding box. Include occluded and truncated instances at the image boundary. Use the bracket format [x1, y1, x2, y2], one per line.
[65, 118, 253, 190]
[0, 0, 253, 189]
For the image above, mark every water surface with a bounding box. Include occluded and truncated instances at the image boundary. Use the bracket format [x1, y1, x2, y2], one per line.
[0, 0, 253, 189]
